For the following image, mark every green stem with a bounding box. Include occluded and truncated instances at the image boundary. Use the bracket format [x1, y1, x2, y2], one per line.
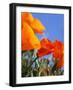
[32, 57, 38, 64]
[28, 56, 38, 67]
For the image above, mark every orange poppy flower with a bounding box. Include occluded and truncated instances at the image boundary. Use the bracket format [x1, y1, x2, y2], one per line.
[56, 57, 64, 68]
[21, 12, 34, 23]
[29, 18, 45, 34]
[52, 40, 64, 68]
[53, 40, 64, 60]
[21, 12, 45, 34]
[21, 12, 46, 51]
[37, 38, 53, 57]
[22, 22, 41, 50]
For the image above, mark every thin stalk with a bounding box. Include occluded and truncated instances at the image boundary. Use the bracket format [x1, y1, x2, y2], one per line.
[32, 57, 38, 64]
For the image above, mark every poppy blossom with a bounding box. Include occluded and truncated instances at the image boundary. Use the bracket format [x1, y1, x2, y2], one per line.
[56, 57, 64, 68]
[21, 12, 45, 34]
[21, 12, 46, 51]
[52, 40, 64, 60]
[21, 12, 34, 23]
[21, 12, 34, 30]
[29, 18, 45, 34]
[22, 22, 41, 50]
[37, 38, 54, 57]
[52, 40, 64, 68]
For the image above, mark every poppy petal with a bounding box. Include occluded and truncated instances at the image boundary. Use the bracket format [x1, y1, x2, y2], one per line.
[22, 22, 41, 50]
[29, 18, 45, 34]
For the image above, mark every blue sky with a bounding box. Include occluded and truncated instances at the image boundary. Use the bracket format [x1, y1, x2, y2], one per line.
[32, 13, 64, 43]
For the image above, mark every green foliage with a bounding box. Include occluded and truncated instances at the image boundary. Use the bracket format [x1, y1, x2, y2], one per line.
[21, 51, 64, 77]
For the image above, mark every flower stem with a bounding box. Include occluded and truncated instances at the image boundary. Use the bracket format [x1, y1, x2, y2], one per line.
[32, 57, 38, 64]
